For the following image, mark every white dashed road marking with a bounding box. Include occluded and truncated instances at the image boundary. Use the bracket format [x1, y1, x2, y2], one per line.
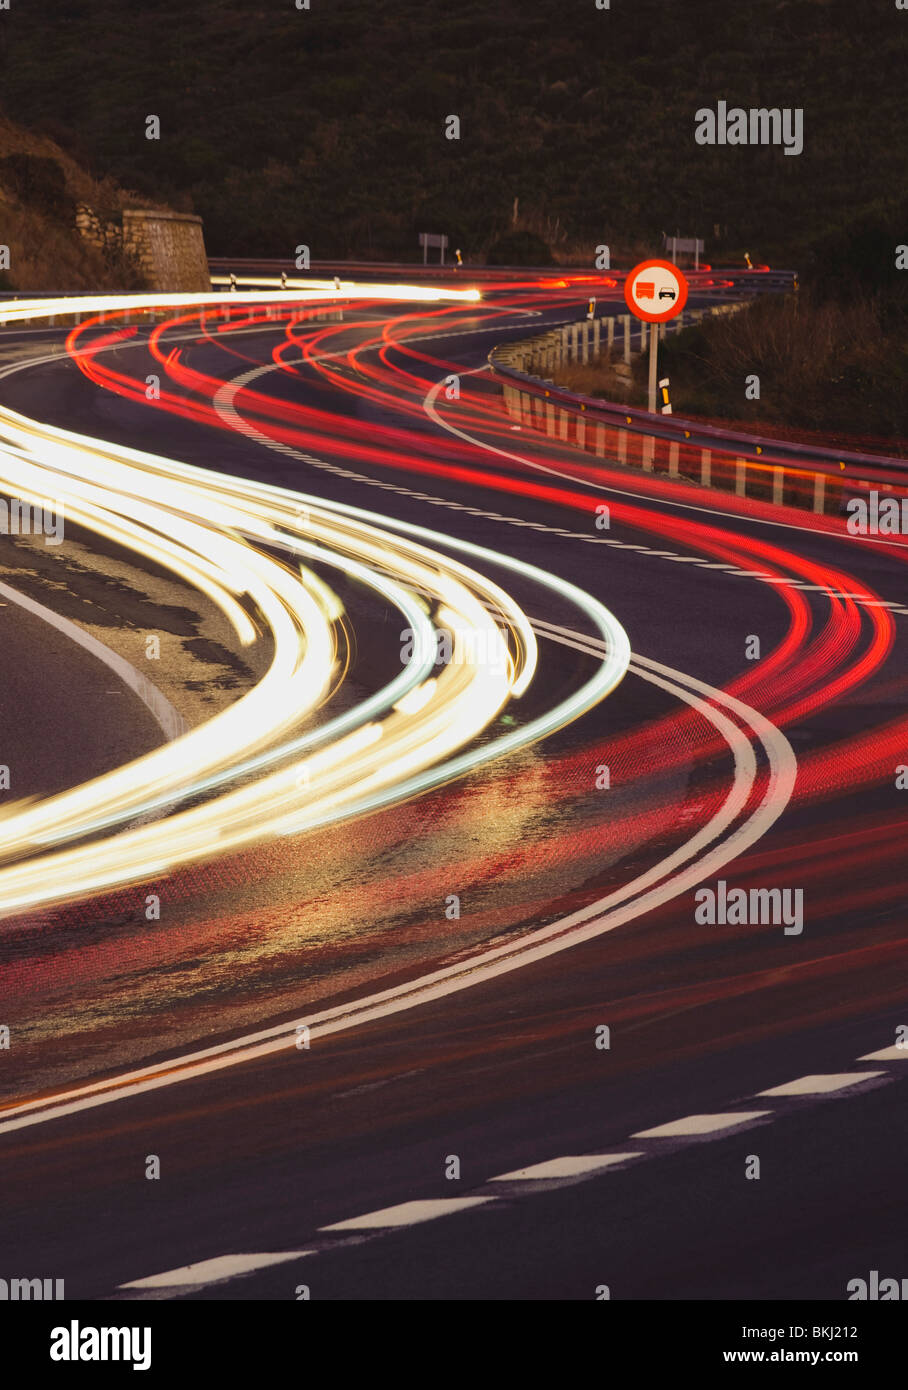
[631, 1111, 771, 1139]
[757, 1071, 885, 1097]
[489, 1154, 643, 1182]
[320, 1198, 494, 1231]
[121, 1251, 316, 1290]
[116, 1045, 908, 1297]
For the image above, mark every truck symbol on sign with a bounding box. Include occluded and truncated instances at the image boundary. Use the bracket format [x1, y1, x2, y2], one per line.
[636, 282, 655, 300]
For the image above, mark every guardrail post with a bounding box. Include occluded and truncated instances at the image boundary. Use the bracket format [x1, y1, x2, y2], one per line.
[623, 315, 631, 363]
[772, 467, 784, 505]
[618, 429, 628, 465]
[701, 449, 711, 485]
[571, 324, 579, 359]
[640, 320, 647, 354]
[668, 442, 679, 477]
[607, 317, 614, 352]
[581, 321, 589, 364]
[735, 458, 747, 495]
[592, 319, 600, 355]
[813, 473, 826, 513]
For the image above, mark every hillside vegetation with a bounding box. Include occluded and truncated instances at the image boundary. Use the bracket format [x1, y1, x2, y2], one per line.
[0, 114, 151, 290]
[0, 0, 904, 265]
[551, 196, 908, 454]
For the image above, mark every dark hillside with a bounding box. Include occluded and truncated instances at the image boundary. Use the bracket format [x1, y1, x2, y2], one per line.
[1, 0, 904, 262]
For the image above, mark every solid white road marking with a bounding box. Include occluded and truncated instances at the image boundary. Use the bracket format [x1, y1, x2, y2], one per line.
[0, 577, 186, 741]
[858, 1046, 908, 1062]
[211, 351, 905, 610]
[421, 371, 908, 600]
[0, 634, 790, 1136]
[0, 328, 797, 1139]
[0, 623, 793, 1137]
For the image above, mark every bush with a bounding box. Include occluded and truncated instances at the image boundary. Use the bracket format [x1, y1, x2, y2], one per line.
[0, 153, 75, 223]
[652, 291, 908, 444]
[805, 197, 908, 333]
[486, 229, 554, 266]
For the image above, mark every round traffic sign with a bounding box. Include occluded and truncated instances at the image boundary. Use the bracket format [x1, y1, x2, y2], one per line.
[624, 259, 689, 322]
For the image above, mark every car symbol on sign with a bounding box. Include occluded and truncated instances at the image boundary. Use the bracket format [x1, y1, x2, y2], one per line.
[658, 288, 677, 301]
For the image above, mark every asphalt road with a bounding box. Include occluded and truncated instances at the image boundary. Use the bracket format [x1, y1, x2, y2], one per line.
[0, 277, 905, 1303]
[0, 546, 166, 800]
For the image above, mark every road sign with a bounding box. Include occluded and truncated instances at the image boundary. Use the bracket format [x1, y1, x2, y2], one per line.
[418, 232, 448, 265]
[624, 259, 689, 413]
[624, 259, 689, 322]
[663, 234, 704, 268]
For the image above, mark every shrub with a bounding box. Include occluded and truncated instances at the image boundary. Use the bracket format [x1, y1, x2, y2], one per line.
[0, 153, 75, 222]
[486, 229, 554, 266]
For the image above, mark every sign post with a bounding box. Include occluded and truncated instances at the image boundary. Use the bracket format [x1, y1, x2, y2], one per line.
[647, 319, 660, 416]
[418, 232, 448, 265]
[663, 234, 704, 270]
[624, 259, 689, 413]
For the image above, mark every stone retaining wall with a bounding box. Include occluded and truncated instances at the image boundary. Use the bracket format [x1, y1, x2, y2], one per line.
[76, 205, 211, 291]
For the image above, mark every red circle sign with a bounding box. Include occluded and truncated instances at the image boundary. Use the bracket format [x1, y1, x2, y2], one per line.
[624, 259, 689, 322]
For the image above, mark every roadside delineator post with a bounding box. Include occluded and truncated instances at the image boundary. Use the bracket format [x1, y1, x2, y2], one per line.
[772, 468, 785, 505]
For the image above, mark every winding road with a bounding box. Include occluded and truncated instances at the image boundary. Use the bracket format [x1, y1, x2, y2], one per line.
[0, 268, 905, 1301]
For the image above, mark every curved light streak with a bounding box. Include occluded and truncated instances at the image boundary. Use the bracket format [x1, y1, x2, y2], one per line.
[0, 285, 629, 917]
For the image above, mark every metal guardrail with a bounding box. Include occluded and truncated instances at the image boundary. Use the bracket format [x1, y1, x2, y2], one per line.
[492, 304, 745, 375]
[489, 352, 907, 480]
[494, 371, 908, 516]
[488, 303, 907, 514]
[207, 259, 798, 292]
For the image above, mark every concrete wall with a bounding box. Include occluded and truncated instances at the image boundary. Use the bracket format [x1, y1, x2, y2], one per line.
[121, 210, 210, 292]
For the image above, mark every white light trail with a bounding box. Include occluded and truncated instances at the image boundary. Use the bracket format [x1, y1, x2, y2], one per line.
[0, 286, 628, 917]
